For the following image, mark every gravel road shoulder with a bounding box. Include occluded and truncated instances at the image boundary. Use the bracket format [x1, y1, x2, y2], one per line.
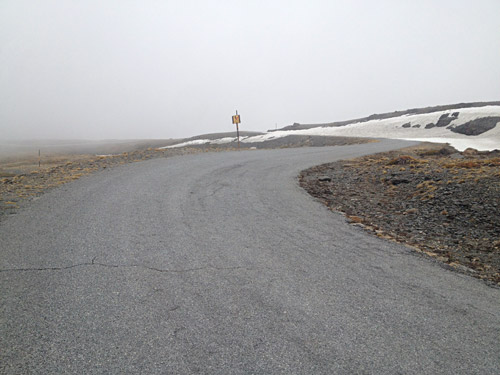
[299, 143, 500, 285]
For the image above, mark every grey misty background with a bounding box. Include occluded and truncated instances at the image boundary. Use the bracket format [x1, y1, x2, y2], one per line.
[1, 0, 499, 141]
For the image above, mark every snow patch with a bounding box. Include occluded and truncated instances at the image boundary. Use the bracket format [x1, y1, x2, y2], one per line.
[240, 105, 500, 150]
[159, 139, 211, 148]
[400, 138, 500, 152]
[159, 137, 239, 149]
[160, 106, 500, 151]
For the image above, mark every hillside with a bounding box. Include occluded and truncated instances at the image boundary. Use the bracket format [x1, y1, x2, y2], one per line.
[163, 102, 500, 151]
[276, 101, 500, 131]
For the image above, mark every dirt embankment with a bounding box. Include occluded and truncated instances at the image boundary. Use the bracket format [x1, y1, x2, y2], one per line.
[299, 144, 500, 285]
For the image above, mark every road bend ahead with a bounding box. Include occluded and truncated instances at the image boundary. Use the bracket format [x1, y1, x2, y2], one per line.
[1, 140, 499, 374]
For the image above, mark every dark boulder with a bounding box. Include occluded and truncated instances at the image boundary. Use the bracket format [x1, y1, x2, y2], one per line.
[451, 117, 500, 136]
[436, 114, 456, 127]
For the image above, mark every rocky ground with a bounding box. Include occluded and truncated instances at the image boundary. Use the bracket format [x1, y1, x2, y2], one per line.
[299, 143, 500, 285]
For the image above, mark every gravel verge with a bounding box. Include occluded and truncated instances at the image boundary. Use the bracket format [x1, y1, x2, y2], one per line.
[299, 143, 500, 285]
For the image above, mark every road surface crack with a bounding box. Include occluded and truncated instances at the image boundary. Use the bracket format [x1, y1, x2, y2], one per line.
[0, 261, 255, 274]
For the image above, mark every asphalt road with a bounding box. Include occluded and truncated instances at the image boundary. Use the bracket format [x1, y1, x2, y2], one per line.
[1, 140, 499, 374]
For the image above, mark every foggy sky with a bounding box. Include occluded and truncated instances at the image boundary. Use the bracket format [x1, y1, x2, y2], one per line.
[1, 0, 499, 140]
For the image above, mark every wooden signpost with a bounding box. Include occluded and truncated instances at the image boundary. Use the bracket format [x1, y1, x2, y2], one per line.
[232, 110, 241, 149]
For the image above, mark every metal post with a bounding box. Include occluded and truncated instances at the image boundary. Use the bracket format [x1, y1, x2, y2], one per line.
[38, 149, 41, 168]
[236, 110, 240, 149]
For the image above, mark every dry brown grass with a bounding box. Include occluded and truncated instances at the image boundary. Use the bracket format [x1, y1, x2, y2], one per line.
[443, 158, 500, 169]
[300, 142, 500, 284]
[0, 154, 95, 176]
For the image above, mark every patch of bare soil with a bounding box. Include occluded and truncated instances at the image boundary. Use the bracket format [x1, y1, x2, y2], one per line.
[299, 143, 500, 286]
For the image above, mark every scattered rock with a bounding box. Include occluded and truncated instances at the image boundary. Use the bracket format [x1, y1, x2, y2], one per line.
[463, 148, 478, 156]
[451, 116, 500, 136]
[347, 215, 364, 223]
[391, 178, 410, 185]
[436, 113, 456, 127]
[299, 144, 500, 285]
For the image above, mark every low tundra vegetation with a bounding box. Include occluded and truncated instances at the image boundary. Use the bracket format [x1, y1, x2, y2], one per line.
[300, 143, 500, 285]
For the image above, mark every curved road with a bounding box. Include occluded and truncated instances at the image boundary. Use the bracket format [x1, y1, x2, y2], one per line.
[1, 141, 499, 374]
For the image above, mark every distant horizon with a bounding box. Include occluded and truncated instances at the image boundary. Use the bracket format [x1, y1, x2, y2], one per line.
[3, 99, 499, 142]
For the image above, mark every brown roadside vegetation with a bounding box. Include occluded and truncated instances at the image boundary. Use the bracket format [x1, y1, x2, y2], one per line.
[0, 147, 215, 218]
[299, 143, 500, 286]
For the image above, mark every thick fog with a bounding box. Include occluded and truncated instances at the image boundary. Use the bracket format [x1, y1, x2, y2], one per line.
[1, 0, 499, 140]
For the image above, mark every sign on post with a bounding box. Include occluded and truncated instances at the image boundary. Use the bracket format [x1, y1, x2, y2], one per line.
[232, 111, 241, 149]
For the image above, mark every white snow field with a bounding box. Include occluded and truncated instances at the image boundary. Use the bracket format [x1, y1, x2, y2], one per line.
[163, 105, 500, 151]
